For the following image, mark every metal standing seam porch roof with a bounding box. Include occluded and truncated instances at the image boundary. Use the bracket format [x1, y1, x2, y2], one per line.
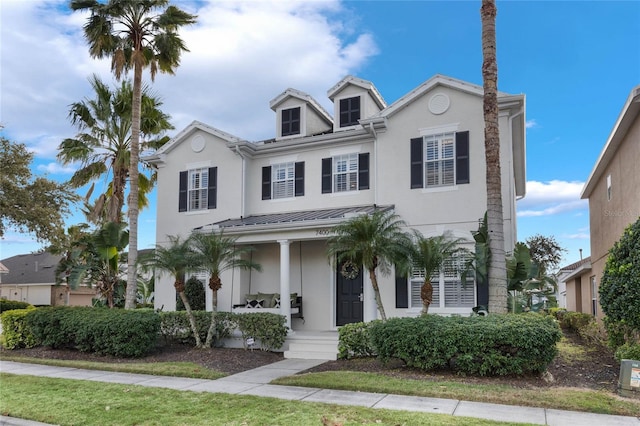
[195, 205, 394, 233]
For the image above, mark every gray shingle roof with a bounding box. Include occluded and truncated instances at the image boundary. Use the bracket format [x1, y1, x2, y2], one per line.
[0, 251, 61, 285]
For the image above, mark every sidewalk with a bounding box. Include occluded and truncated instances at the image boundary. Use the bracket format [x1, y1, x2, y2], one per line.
[1, 359, 639, 426]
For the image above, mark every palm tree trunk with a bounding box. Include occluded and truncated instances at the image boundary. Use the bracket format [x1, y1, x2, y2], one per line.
[204, 275, 221, 348]
[368, 269, 387, 321]
[177, 288, 203, 348]
[421, 278, 433, 315]
[110, 165, 127, 224]
[125, 62, 142, 309]
[481, 0, 508, 314]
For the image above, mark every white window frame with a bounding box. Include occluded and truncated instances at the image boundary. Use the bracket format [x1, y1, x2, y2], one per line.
[272, 162, 295, 199]
[606, 174, 612, 201]
[333, 153, 358, 192]
[188, 168, 208, 211]
[590, 276, 597, 316]
[424, 132, 455, 188]
[410, 254, 475, 310]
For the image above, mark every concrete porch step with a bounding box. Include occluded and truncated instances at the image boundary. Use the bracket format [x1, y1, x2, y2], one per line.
[284, 333, 339, 360]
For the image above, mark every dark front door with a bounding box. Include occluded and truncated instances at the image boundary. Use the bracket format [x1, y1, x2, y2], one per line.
[336, 260, 364, 326]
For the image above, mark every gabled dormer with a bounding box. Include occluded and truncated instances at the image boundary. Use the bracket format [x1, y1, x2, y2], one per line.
[269, 88, 333, 141]
[327, 76, 386, 132]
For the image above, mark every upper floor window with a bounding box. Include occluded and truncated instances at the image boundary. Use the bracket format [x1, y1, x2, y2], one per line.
[606, 174, 612, 201]
[321, 153, 369, 194]
[281, 107, 301, 136]
[590, 276, 597, 316]
[262, 162, 304, 200]
[178, 167, 217, 212]
[411, 131, 469, 189]
[339, 96, 360, 127]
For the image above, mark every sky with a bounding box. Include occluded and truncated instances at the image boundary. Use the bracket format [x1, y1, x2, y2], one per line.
[1, 0, 639, 268]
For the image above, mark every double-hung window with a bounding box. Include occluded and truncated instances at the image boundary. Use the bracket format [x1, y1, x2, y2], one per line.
[411, 131, 469, 189]
[178, 167, 217, 212]
[408, 253, 475, 309]
[262, 162, 304, 200]
[321, 153, 369, 194]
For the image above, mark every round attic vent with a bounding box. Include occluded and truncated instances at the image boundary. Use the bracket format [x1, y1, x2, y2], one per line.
[428, 93, 450, 115]
[191, 135, 205, 153]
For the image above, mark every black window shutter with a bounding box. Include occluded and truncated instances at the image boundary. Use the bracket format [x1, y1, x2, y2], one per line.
[321, 158, 332, 193]
[178, 171, 188, 212]
[395, 274, 408, 308]
[294, 162, 305, 196]
[262, 166, 272, 200]
[207, 167, 217, 209]
[410, 137, 424, 189]
[455, 131, 470, 185]
[358, 153, 369, 190]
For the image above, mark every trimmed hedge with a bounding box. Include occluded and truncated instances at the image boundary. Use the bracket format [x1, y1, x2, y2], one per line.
[338, 321, 378, 359]
[0, 300, 32, 313]
[235, 312, 287, 351]
[370, 314, 562, 376]
[159, 311, 236, 346]
[0, 308, 38, 349]
[24, 307, 160, 358]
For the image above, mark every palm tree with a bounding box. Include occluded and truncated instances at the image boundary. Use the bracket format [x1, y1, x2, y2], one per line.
[480, 0, 508, 313]
[411, 232, 468, 314]
[58, 75, 173, 224]
[140, 235, 202, 347]
[189, 231, 262, 348]
[327, 210, 412, 321]
[71, 0, 197, 309]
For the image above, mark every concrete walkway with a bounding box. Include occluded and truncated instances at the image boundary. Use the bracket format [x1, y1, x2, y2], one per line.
[1, 359, 639, 426]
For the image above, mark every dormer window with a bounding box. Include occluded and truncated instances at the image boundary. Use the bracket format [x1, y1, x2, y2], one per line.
[339, 96, 360, 127]
[282, 107, 301, 136]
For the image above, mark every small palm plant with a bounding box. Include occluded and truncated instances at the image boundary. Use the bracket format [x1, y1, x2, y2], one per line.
[189, 230, 262, 348]
[327, 210, 412, 321]
[140, 235, 202, 347]
[411, 232, 469, 314]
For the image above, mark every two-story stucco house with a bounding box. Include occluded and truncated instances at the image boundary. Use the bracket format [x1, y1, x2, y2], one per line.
[563, 85, 640, 317]
[146, 74, 526, 354]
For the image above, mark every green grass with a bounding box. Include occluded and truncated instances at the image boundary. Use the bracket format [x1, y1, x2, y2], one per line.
[272, 371, 640, 416]
[0, 354, 225, 380]
[555, 337, 592, 364]
[0, 373, 528, 426]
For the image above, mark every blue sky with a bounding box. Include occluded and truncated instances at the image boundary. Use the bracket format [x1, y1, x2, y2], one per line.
[1, 0, 639, 268]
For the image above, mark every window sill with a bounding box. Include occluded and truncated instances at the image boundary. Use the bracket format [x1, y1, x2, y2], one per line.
[421, 185, 458, 194]
[184, 209, 210, 216]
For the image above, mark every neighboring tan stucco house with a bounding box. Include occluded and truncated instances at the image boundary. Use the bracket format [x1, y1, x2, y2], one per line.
[556, 257, 592, 313]
[146, 74, 526, 339]
[572, 85, 640, 318]
[0, 252, 94, 306]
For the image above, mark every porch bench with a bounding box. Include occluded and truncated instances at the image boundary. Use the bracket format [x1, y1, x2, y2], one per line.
[233, 296, 303, 320]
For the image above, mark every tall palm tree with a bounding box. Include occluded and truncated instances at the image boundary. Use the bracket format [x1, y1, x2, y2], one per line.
[327, 210, 413, 321]
[58, 75, 173, 224]
[189, 231, 262, 348]
[71, 0, 197, 309]
[140, 235, 202, 347]
[411, 232, 468, 314]
[480, 0, 508, 313]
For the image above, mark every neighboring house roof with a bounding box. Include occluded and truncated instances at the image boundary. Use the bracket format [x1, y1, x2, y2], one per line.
[0, 262, 8, 273]
[0, 251, 61, 285]
[196, 204, 393, 234]
[557, 256, 592, 282]
[269, 88, 333, 125]
[581, 85, 640, 199]
[327, 75, 387, 110]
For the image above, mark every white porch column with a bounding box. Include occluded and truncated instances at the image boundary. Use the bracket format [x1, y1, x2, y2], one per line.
[278, 239, 292, 331]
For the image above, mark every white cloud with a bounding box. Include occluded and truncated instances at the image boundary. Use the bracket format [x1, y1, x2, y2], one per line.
[37, 162, 76, 175]
[564, 232, 590, 240]
[1, 0, 378, 154]
[525, 119, 538, 128]
[517, 180, 588, 217]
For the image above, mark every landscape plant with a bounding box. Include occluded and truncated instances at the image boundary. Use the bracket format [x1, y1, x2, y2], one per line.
[0, 308, 38, 349]
[175, 276, 205, 311]
[71, 0, 197, 309]
[327, 209, 413, 321]
[234, 312, 287, 351]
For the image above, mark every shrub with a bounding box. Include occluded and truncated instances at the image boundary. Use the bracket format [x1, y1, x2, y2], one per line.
[370, 314, 562, 376]
[338, 321, 378, 359]
[25, 307, 160, 357]
[176, 277, 205, 311]
[615, 343, 640, 362]
[159, 311, 235, 346]
[577, 319, 608, 349]
[235, 312, 287, 351]
[560, 311, 593, 332]
[599, 218, 640, 332]
[548, 307, 567, 322]
[0, 299, 32, 313]
[0, 308, 38, 349]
